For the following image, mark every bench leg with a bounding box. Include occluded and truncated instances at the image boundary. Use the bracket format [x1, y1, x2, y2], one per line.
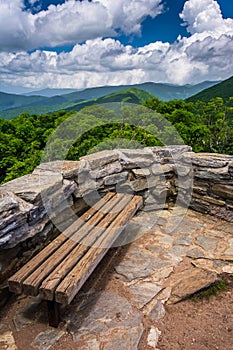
[47, 300, 60, 328]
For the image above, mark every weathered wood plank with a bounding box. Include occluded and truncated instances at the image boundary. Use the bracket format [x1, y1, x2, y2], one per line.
[8, 192, 115, 294]
[39, 194, 133, 300]
[55, 195, 143, 304]
[21, 193, 124, 295]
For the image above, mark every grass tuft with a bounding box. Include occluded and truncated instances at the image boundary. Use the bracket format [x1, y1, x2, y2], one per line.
[189, 280, 228, 301]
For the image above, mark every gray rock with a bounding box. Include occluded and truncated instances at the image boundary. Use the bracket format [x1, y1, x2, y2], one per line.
[190, 200, 210, 214]
[185, 152, 231, 168]
[168, 266, 218, 303]
[187, 247, 206, 259]
[143, 203, 168, 212]
[43, 180, 77, 215]
[0, 192, 34, 233]
[115, 248, 172, 282]
[201, 195, 225, 206]
[118, 148, 154, 159]
[129, 179, 149, 192]
[65, 292, 143, 343]
[28, 206, 47, 226]
[1, 173, 62, 204]
[1, 218, 53, 249]
[152, 164, 173, 176]
[147, 176, 164, 189]
[175, 237, 193, 246]
[80, 150, 119, 170]
[104, 171, 128, 185]
[211, 184, 233, 200]
[0, 216, 27, 236]
[33, 160, 81, 179]
[130, 210, 167, 230]
[75, 180, 101, 198]
[121, 158, 153, 169]
[129, 281, 164, 309]
[147, 327, 161, 349]
[164, 216, 203, 237]
[132, 168, 151, 178]
[195, 235, 217, 251]
[171, 245, 189, 257]
[117, 177, 162, 193]
[151, 184, 170, 198]
[90, 161, 123, 179]
[175, 177, 193, 190]
[117, 149, 154, 168]
[150, 146, 192, 159]
[0, 191, 18, 214]
[31, 330, 64, 350]
[148, 300, 166, 322]
[174, 165, 192, 176]
[145, 195, 160, 205]
[116, 183, 134, 195]
[195, 167, 230, 181]
[193, 185, 208, 195]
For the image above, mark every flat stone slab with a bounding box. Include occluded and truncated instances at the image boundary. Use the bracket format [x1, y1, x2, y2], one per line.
[129, 281, 164, 309]
[1, 173, 62, 204]
[31, 330, 64, 350]
[33, 160, 81, 179]
[64, 291, 144, 349]
[80, 150, 119, 169]
[148, 300, 166, 322]
[167, 262, 218, 304]
[115, 247, 173, 282]
[195, 235, 217, 251]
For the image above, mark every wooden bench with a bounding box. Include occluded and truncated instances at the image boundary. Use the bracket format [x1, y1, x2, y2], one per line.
[8, 192, 143, 327]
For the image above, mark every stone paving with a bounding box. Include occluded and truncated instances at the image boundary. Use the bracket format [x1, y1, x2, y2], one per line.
[0, 207, 233, 349]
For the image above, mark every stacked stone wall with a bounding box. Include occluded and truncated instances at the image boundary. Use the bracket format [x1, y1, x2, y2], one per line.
[0, 146, 233, 304]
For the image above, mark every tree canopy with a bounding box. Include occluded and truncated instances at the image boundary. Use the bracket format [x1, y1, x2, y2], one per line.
[0, 96, 232, 184]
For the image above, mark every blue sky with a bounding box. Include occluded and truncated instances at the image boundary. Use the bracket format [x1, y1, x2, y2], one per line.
[0, 0, 232, 93]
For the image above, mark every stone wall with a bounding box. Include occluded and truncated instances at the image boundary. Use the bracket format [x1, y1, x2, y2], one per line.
[0, 146, 233, 304]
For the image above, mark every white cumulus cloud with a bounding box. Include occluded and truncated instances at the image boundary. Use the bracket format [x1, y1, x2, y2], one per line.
[180, 0, 233, 36]
[0, 0, 163, 52]
[0, 0, 232, 89]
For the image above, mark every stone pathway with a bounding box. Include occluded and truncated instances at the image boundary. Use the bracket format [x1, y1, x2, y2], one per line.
[0, 207, 233, 349]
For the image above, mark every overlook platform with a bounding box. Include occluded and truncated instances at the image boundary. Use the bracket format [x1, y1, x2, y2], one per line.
[0, 205, 233, 350]
[1, 146, 233, 349]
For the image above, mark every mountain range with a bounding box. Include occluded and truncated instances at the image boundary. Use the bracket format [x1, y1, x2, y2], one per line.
[0, 80, 218, 119]
[187, 75, 233, 103]
[1, 77, 233, 119]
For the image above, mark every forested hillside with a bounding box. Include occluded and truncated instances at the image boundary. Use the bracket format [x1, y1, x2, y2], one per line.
[0, 79, 218, 120]
[66, 88, 154, 112]
[187, 76, 233, 102]
[0, 95, 232, 185]
[0, 88, 153, 119]
[0, 92, 46, 112]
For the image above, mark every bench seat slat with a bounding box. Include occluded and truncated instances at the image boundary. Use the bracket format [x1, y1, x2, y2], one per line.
[55, 195, 143, 304]
[39, 194, 134, 300]
[8, 192, 115, 294]
[22, 193, 124, 295]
